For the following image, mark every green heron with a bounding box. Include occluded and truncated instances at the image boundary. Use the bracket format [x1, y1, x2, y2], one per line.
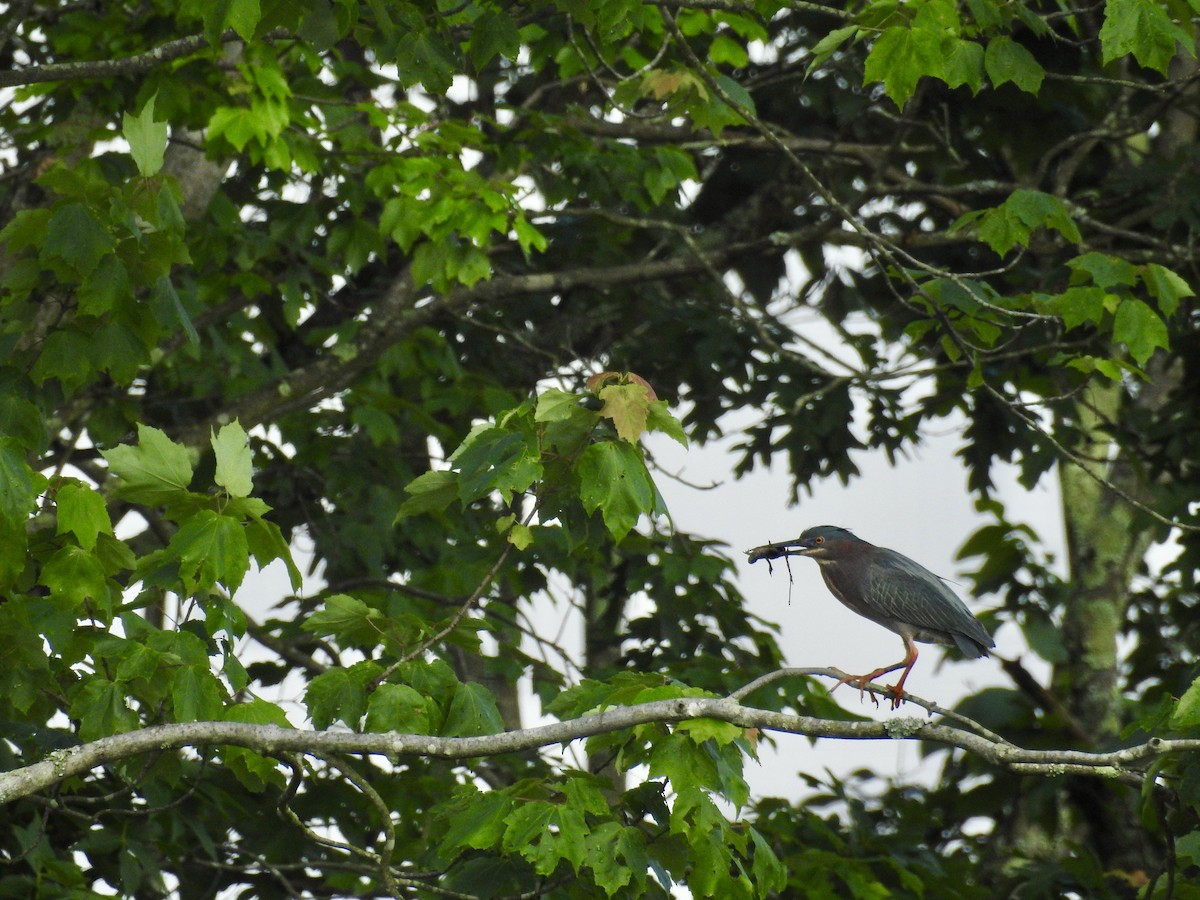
[747, 525, 994, 709]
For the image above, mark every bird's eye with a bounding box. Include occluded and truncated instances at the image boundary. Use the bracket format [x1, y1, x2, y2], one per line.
[814, 536, 824, 544]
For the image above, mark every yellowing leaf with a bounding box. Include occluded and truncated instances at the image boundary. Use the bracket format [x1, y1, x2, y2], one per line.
[599, 383, 652, 443]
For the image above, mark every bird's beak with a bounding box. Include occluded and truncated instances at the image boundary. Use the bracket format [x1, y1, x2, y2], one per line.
[746, 537, 816, 563]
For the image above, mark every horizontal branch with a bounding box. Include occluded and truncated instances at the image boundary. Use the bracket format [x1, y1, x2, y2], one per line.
[1, 32, 209, 88]
[0, 29, 293, 88]
[3, 685, 1194, 804]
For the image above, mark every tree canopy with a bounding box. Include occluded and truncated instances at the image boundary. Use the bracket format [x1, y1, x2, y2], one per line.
[2, 0, 1200, 896]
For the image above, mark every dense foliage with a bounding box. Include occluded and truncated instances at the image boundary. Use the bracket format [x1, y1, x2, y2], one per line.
[2, 0, 1200, 896]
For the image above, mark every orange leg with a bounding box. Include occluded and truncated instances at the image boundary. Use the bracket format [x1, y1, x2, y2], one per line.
[831, 638, 919, 710]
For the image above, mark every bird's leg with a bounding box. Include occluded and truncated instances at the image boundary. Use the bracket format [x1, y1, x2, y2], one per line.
[831, 639, 920, 709]
[883, 639, 920, 710]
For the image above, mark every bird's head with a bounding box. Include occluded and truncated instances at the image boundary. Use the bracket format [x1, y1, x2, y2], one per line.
[746, 526, 863, 563]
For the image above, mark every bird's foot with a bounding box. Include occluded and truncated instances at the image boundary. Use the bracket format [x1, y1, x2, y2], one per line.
[828, 669, 908, 709]
[884, 684, 908, 710]
[829, 669, 881, 708]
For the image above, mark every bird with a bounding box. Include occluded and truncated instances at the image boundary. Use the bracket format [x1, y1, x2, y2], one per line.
[747, 525, 994, 709]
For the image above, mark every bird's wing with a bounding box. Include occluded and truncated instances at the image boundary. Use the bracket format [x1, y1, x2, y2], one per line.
[866, 550, 994, 651]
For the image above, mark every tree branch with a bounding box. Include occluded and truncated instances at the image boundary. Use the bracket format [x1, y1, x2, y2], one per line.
[0, 29, 283, 88]
[170, 245, 756, 450]
[4, 682, 1193, 804]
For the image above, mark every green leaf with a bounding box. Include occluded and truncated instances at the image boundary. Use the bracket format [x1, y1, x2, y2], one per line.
[227, 0, 261, 40]
[101, 424, 194, 506]
[649, 731, 720, 797]
[1142, 263, 1194, 317]
[56, 481, 114, 551]
[211, 420, 254, 498]
[207, 105, 260, 152]
[1172, 675, 1200, 728]
[1065, 354, 1127, 382]
[577, 441, 656, 542]
[0, 441, 41, 524]
[92, 322, 148, 385]
[714, 74, 756, 117]
[72, 679, 139, 741]
[506, 521, 533, 550]
[975, 189, 1080, 256]
[583, 821, 634, 894]
[1100, 0, 1195, 75]
[440, 789, 512, 853]
[442, 681, 504, 737]
[154, 275, 199, 347]
[167, 509, 250, 593]
[1176, 832, 1200, 866]
[1113, 298, 1169, 365]
[646, 400, 688, 447]
[469, 10, 520, 68]
[31, 329, 94, 393]
[807, 25, 859, 73]
[749, 827, 788, 895]
[77, 255, 132, 317]
[1020, 609, 1069, 664]
[114, 640, 166, 686]
[0, 393, 47, 455]
[535, 388, 587, 423]
[40, 545, 110, 611]
[45, 202, 115, 276]
[864, 25, 945, 108]
[513, 213, 547, 255]
[396, 469, 459, 518]
[0, 208, 51, 255]
[943, 38, 985, 93]
[1067, 251, 1138, 289]
[1038, 286, 1107, 330]
[676, 717, 744, 745]
[364, 683, 432, 734]
[503, 801, 557, 853]
[245, 517, 303, 590]
[172, 665, 226, 721]
[453, 427, 541, 504]
[411, 239, 492, 291]
[298, 0, 342, 48]
[303, 593, 390, 647]
[305, 662, 377, 729]
[984, 35, 1044, 93]
[709, 34, 749, 67]
[123, 93, 169, 177]
[395, 29, 459, 94]
[222, 640, 249, 693]
[223, 699, 291, 791]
